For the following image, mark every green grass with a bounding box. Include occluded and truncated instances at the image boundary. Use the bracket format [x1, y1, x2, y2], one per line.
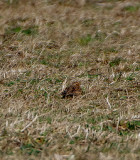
[20, 143, 41, 156]
[123, 5, 140, 12]
[5, 26, 38, 35]
[109, 57, 122, 67]
[78, 34, 93, 46]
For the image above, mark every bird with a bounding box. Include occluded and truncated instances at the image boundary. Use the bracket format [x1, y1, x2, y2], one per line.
[61, 81, 82, 98]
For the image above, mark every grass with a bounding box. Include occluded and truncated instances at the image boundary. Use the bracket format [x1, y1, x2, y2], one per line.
[0, 0, 140, 159]
[6, 25, 38, 35]
[109, 57, 122, 67]
[123, 5, 140, 12]
[78, 34, 93, 46]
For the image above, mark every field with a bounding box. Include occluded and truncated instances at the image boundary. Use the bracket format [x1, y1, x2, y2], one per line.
[0, 0, 140, 159]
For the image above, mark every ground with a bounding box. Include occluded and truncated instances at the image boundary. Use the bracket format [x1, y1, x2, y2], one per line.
[0, 0, 140, 159]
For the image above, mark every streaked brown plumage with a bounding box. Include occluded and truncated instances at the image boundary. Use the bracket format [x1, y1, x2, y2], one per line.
[61, 82, 82, 98]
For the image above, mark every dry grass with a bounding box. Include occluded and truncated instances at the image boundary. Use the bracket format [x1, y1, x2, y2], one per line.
[0, 0, 140, 159]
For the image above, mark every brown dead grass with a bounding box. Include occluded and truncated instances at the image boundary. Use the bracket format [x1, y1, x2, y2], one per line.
[0, 0, 140, 159]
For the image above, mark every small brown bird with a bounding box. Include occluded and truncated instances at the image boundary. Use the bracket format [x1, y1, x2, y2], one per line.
[61, 82, 82, 98]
